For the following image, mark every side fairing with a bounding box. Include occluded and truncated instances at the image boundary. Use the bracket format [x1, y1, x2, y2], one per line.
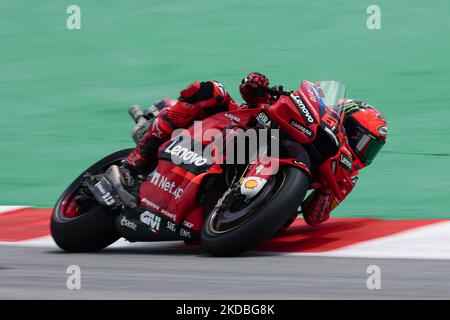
[268, 80, 346, 149]
[139, 108, 262, 233]
[267, 80, 323, 144]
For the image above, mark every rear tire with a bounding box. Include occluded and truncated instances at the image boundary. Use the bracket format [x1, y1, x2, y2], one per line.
[51, 149, 132, 252]
[51, 205, 120, 252]
[201, 166, 309, 257]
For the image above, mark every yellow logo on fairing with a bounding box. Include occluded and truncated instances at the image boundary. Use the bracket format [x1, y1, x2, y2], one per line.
[244, 179, 258, 189]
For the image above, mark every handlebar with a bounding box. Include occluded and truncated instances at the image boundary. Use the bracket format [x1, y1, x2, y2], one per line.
[128, 105, 153, 144]
[129, 104, 161, 124]
[265, 85, 291, 99]
[128, 105, 144, 124]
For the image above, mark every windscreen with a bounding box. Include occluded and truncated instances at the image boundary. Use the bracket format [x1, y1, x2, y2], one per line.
[317, 81, 346, 107]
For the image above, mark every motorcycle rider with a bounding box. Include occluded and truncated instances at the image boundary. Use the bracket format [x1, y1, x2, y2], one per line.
[121, 74, 387, 228]
[299, 99, 387, 227]
[121, 72, 271, 182]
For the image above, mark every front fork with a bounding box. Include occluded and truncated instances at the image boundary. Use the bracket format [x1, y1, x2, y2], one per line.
[214, 164, 250, 212]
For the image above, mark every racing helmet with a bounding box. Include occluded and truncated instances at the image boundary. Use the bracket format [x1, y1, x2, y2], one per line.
[239, 72, 270, 105]
[341, 100, 387, 168]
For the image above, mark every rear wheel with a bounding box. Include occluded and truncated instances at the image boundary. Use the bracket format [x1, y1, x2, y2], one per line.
[51, 149, 132, 252]
[201, 166, 309, 257]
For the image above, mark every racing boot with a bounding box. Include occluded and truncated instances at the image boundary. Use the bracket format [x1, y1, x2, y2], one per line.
[120, 133, 164, 196]
[121, 104, 185, 191]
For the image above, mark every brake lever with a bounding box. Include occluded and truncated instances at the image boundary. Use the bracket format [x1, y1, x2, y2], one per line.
[266, 85, 291, 100]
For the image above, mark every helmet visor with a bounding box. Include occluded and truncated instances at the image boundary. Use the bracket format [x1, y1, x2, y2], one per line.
[348, 125, 385, 166]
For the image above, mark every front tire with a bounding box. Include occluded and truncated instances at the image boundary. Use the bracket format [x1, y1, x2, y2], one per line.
[201, 166, 309, 257]
[51, 149, 132, 252]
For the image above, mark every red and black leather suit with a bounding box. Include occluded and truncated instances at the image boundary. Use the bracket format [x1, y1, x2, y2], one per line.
[125, 73, 270, 175]
[126, 80, 240, 173]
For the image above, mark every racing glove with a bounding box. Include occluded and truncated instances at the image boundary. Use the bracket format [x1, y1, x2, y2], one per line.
[301, 189, 333, 227]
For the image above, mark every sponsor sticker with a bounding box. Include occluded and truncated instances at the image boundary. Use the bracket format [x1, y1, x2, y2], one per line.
[166, 221, 176, 232]
[340, 154, 353, 172]
[290, 94, 316, 125]
[149, 171, 184, 200]
[377, 126, 387, 136]
[180, 228, 192, 239]
[120, 216, 137, 231]
[160, 208, 176, 221]
[256, 112, 272, 127]
[141, 198, 160, 211]
[306, 85, 317, 103]
[289, 119, 314, 138]
[244, 179, 258, 189]
[160, 137, 213, 174]
[291, 160, 311, 175]
[140, 211, 162, 233]
[183, 221, 194, 229]
[331, 160, 337, 174]
[319, 193, 332, 217]
[163, 139, 209, 166]
[94, 181, 115, 206]
[224, 113, 240, 122]
[292, 160, 306, 166]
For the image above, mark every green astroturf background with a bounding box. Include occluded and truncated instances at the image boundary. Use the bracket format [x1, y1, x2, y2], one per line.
[1, 0, 449, 219]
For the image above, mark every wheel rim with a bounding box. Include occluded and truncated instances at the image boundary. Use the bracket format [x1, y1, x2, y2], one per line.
[60, 195, 80, 219]
[60, 193, 93, 219]
[207, 170, 287, 234]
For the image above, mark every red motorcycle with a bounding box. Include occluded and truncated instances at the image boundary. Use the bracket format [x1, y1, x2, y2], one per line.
[51, 80, 346, 256]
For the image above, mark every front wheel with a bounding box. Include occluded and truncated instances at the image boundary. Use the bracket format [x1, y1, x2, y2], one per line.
[201, 166, 309, 257]
[51, 149, 133, 252]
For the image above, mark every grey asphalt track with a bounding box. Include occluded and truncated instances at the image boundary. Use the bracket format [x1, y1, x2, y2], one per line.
[1, 245, 450, 299]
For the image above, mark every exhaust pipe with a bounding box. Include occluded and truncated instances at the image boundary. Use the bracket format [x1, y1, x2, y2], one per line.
[104, 165, 138, 209]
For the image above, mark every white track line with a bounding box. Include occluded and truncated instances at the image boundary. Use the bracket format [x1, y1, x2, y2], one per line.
[2, 216, 450, 260]
[0, 206, 28, 215]
[312, 220, 450, 260]
[0, 236, 185, 250]
[0, 236, 56, 247]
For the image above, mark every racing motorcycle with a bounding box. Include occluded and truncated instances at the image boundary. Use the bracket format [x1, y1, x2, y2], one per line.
[51, 80, 346, 256]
